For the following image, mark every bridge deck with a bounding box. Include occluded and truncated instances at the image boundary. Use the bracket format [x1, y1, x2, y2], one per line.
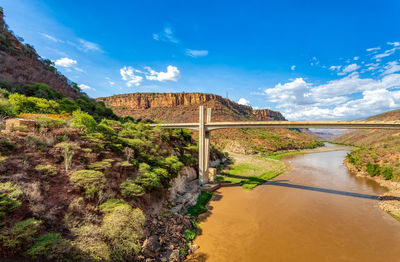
[151, 120, 400, 130]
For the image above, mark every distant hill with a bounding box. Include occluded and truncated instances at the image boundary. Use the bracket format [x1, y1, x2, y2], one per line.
[334, 109, 400, 182]
[98, 92, 323, 153]
[97, 92, 286, 122]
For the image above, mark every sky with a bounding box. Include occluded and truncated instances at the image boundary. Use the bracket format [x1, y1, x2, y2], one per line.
[1, 0, 400, 120]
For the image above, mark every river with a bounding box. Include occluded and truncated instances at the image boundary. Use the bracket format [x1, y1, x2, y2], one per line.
[188, 146, 400, 262]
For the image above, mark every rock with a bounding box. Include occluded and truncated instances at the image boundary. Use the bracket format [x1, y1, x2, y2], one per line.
[142, 236, 161, 258]
[168, 249, 180, 262]
[189, 244, 199, 253]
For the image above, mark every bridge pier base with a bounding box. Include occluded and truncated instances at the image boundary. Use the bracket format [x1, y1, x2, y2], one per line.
[198, 106, 214, 185]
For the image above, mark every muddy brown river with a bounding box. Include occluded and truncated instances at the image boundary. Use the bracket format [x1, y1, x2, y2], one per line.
[188, 147, 400, 262]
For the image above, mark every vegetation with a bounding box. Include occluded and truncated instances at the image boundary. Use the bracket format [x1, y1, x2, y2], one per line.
[34, 164, 57, 177]
[69, 170, 106, 197]
[186, 191, 213, 217]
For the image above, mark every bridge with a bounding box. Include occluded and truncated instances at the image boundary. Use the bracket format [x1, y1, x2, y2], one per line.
[151, 106, 400, 185]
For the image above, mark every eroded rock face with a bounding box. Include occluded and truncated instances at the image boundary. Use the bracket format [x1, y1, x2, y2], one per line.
[96, 92, 286, 122]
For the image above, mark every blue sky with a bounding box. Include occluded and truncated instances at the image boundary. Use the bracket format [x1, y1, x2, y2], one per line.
[1, 0, 400, 120]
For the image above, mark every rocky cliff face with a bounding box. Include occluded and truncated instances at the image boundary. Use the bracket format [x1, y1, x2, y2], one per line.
[0, 9, 79, 98]
[97, 92, 286, 122]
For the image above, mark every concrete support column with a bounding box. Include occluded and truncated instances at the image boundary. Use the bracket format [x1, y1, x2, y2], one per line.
[204, 108, 212, 182]
[198, 106, 206, 185]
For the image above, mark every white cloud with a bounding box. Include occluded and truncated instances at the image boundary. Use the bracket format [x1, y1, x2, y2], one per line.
[338, 63, 360, 75]
[382, 61, 400, 75]
[78, 39, 103, 52]
[153, 26, 179, 43]
[388, 41, 400, 47]
[237, 98, 250, 106]
[120, 66, 144, 87]
[185, 49, 209, 57]
[145, 65, 180, 82]
[290, 65, 296, 71]
[54, 57, 77, 67]
[78, 84, 94, 90]
[264, 73, 400, 120]
[366, 46, 381, 52]
[353, 56, 359, 61]
[329, 65, 341, 71]
[41, 33, 61, 43]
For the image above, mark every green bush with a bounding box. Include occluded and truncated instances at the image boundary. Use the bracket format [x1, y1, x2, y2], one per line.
[70, 170, 106, 197]
[153, 167, 170, 180]
[0, 98, 16, 117]
[9, 93, 60, 114]
[366, 162, 380, 176]
[70, 110, 97, 133]
[100, 199, 128, 213]
[1, 218, 42, 253]
[120, 180, 145, 197]
[0, 182, 23, 218]
[184, 229, 196, 242]
[162, 156, 184, 175]
[382, 166, 393, 180]
[36, 116, 66, 129]
[58, 97, 80, 113]
[34, 164, 57, 177]
[135, 171, 160, 190]
[25, 233, 62, 258]
[88, 160, 112, 171]
[26, 136, 47, 151]
[71, 224, 110, 261]
[101, 204, 145, 260]
[0, 138, 15, 153]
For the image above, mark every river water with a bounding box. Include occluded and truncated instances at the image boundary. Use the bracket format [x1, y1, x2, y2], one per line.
[188, 147, 400, 262]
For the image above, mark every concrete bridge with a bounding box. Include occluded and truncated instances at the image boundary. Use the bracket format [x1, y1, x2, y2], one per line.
[151, 106, 400, 185]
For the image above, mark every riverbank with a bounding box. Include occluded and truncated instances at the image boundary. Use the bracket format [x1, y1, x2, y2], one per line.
[344, 160, 400, 222]
[218, 143, 350, 190]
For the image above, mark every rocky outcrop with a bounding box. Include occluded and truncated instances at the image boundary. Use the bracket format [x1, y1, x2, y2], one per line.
[0, 9, 79, 98]
[253, 109, 286, 121]
[97, 92, 286, 122]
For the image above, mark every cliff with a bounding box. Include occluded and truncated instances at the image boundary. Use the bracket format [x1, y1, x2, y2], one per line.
[97, 92, 286, 122]
[0, 9, 79, 98]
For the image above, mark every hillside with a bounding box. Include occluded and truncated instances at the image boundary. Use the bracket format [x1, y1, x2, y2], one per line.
[98, 93, 323, 153]
[334, 109, 400, 181]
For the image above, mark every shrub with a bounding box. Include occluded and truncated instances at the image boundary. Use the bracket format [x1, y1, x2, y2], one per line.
[34, 164, 57, 177]
[100, 198, 127, 213]
[58, 98, 80, 113]
[0, 98, 16, 117]
[163, 156, 184, 175]
[184, 229, 196, 242]
[70, 170, 106, 197]
[366, 162, 380, 176]
[70, 110, 97, 133]
[101, 204, 145, 260]
[120, 180, 145, 197]
[0, 183, 22, 219]
[9, 93, 59, 114]
[36, 116, 66, 129]
[71, 224, 110, 261]
[135, 171, 160, 190]
[26, 136, 47, 151]
[1, 218, 42, 253]
[55, 142, 76, 172]
[153, 167, 170, 180]
[0, 182, 23, 200]
[88, 160, 112, 171]
[382, 166, 393, 180]
[25, 233, 62, 258]
[0, 138, 15, 153]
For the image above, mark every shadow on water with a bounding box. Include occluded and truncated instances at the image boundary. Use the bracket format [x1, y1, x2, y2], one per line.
[220, 179, 399, 200]
[264, 180, 389, 200]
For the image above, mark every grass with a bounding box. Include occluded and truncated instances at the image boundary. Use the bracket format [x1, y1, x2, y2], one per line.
[217, 156, 287, 190]
[262, 151, 304, 160]
[186, 191, 213, 217]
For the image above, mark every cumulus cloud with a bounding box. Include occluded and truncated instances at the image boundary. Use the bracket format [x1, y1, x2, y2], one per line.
[290, 65, 296, 71]
[120, 66, 144, 87]
[145, 65, 180, 82]
[185, 49, 209, 57]
[54, 57, 77, 67]
[78, 84, 94, 90]
[264, 73, 400, 120]
[353, 56, 359, 61]
[238, 98, 250, 106]
[153, 26, 179, 43]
